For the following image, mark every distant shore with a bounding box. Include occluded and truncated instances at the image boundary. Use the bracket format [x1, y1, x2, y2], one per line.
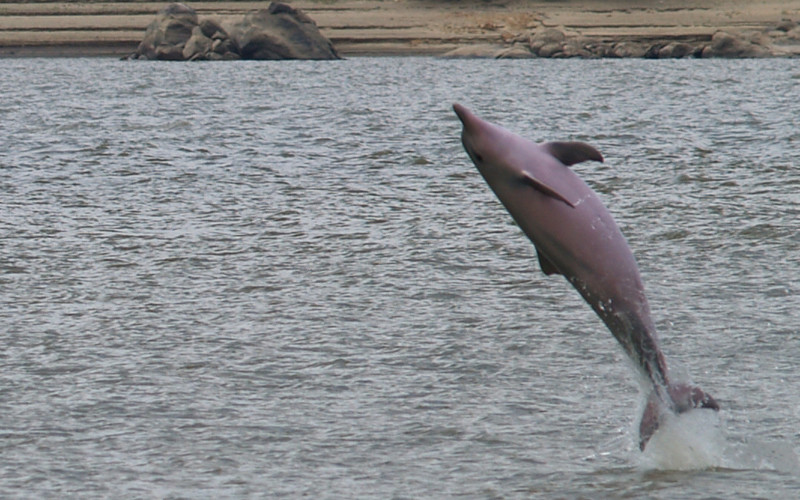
[1, 0, 799, 58]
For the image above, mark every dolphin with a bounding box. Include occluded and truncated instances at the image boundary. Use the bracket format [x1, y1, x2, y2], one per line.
[453, 103, 718, 450]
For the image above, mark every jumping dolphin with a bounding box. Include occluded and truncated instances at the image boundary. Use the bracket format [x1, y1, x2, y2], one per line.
[453, 103, 718, 450]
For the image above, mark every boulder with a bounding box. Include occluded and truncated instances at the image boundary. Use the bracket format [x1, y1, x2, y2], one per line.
[154, 43, 185, 61]
[536, 42, 563, 58]
[494, 45, 536, 59]
[527, 29, 595, 58]
[529, 29, 565, 51]
[182, 26, 213, 60]
[609, 42, 648, 58]
[529, 28, 567, 57]
[129, 2, 339, 61]
[199, 19, 227, 39]
[646, 42, 696, 59]
[225, 3, 340, 60]
[701, 31, 772, 58]
[134, 3, 198, 60]
[559, 38, 594, 58]
[582, 41, 611, 58]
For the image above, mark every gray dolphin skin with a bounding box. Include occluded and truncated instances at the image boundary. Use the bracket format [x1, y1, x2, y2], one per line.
[453, 103, 718, 450]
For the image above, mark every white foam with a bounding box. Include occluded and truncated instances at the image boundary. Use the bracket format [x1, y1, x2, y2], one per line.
[639, 410, 725, 470]
[637, 410, 800, 474]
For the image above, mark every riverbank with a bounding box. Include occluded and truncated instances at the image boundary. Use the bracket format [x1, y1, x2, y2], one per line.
[1, 0, 800, 58]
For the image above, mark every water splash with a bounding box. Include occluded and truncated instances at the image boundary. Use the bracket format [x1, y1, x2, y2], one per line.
[640, 410, 726, 470]
[639, 410, 800, 474]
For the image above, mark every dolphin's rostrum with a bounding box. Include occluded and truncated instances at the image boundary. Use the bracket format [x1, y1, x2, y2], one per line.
[453, 103, 718, 450]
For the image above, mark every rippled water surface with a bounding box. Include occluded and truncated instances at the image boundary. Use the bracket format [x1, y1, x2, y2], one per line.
[2, 57, 799, 497]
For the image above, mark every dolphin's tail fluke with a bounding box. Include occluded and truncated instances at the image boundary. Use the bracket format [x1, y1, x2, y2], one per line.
[638, 383, 720, 450]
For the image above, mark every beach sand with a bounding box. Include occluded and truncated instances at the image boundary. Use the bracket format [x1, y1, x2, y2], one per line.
[1, 0, 799, 57]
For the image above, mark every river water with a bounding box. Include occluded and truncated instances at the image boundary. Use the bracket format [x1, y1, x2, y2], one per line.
[1, 57, 799, 497]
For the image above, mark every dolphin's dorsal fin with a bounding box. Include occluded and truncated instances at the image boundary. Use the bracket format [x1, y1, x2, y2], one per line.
[537, 248, 562, 276]
[521, 172, 575, 208]
[543, 141, 604, 166]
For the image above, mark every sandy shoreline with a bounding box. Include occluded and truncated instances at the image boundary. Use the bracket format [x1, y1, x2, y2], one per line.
[1, 0, 799, 58]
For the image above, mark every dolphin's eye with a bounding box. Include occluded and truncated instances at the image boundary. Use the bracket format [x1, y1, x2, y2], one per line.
[473, 152, 484, 163]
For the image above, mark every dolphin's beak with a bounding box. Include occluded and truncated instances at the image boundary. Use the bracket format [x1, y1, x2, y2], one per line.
[453, 103, 482, 164]
[453, 103, 476, 129]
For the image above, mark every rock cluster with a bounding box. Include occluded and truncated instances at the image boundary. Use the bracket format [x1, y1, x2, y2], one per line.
[128, 2, 340, 61]
[442, 19, 800, 59]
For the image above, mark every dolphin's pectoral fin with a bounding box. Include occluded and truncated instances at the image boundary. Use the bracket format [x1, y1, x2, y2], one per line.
[544, 141, 604, 166]
[521, 172, 576, 208]
[536, 249, 562, 276]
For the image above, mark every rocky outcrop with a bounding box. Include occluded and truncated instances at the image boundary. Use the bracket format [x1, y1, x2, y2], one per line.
[224, 5, 339, 60]
[607, 42, 649, 58]
[495, 45, 538, 59]
[129, 2, 339, 61]
[529, 28, 566, 57]
[699, 31, 772, 58]
[644, 42, 697, 59]
[131, 2, 195, 60]
[441, 19, 800, 60]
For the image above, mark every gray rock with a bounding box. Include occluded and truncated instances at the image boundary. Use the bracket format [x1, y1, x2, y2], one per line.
[199, 19, 227, 39]
[536, 42, 564, 58]
[154, 43, 185, 61]
[560, 39, 594, 58]
[583, 42, 611, 58]
[609, 42, 648, 58]
[701, 31, 771, 58]
[528, 28, 574, 57]
[212, 38, 236, 55]
[130, 2, 338, 61]
[649, 42, 696, 59]
[134, 3, 198, 60]
[226, 3, 340, 60]
[529, 28, 566, 53]
[183, 26, 213, 60]
[495, 45, 536, 59]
